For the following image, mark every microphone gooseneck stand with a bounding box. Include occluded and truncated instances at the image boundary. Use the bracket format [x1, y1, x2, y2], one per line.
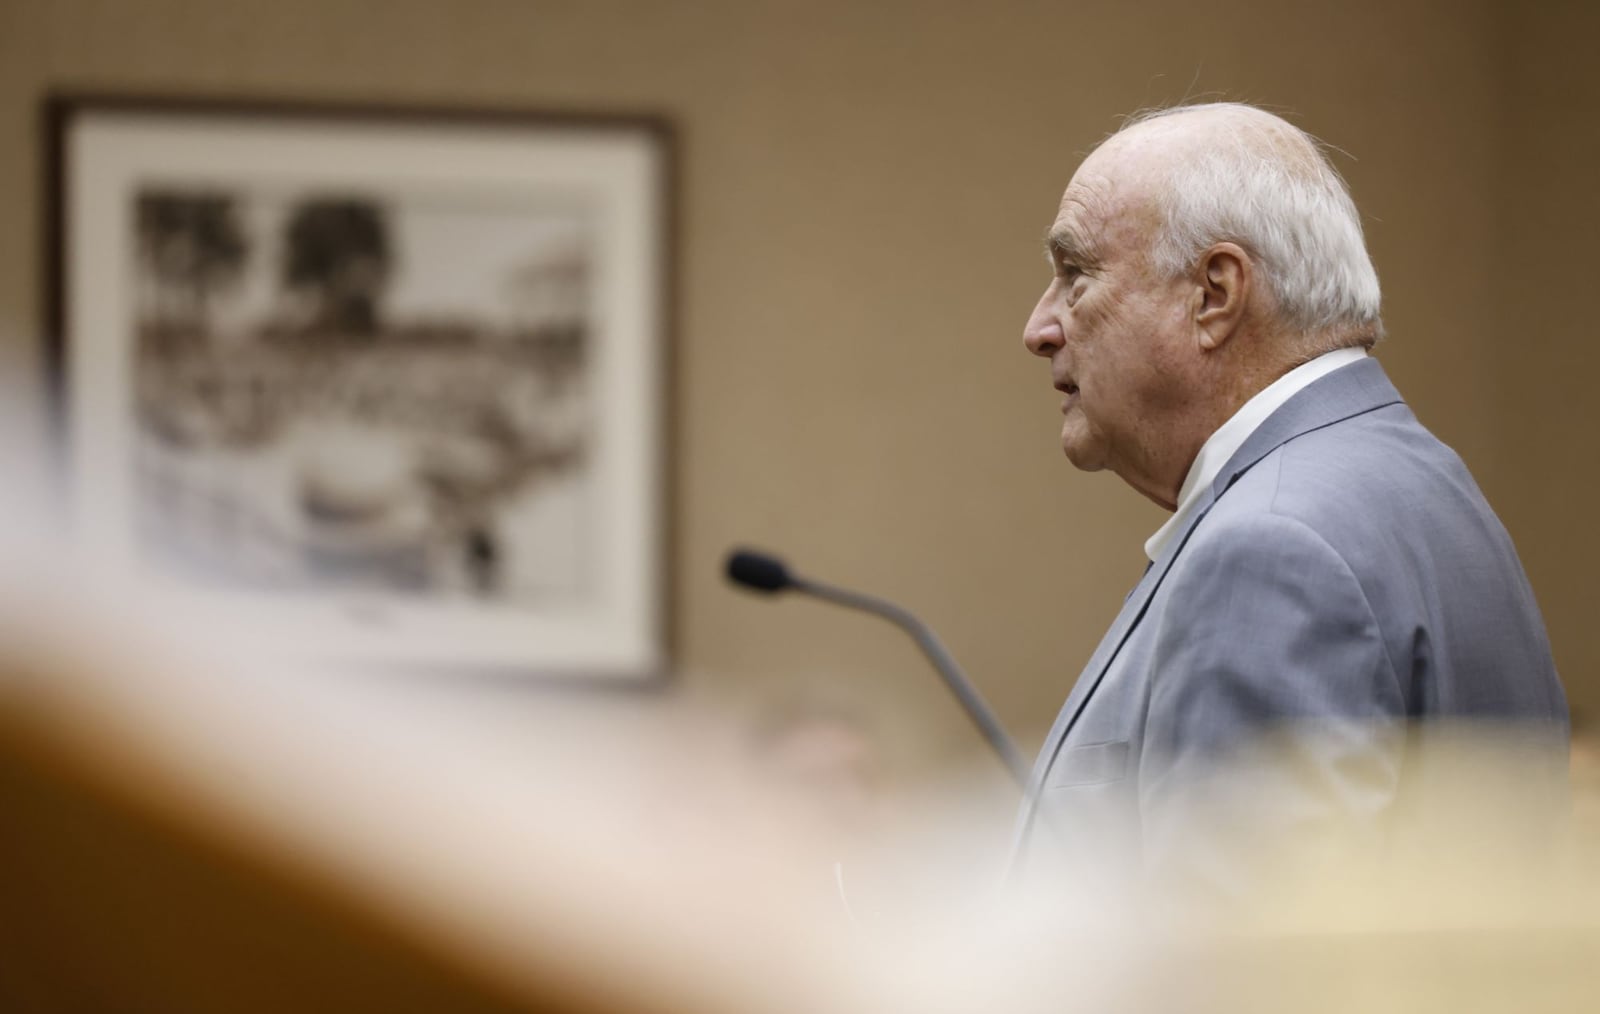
[725, 548, 1027, 787]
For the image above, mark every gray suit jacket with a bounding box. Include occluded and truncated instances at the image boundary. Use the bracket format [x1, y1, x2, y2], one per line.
[1011, 357, 1568, 890]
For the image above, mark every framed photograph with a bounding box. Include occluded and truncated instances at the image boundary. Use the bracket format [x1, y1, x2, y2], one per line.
[44, 95, 673, 681]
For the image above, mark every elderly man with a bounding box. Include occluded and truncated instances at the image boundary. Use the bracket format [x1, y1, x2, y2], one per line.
[1011, 103, 1568, 893]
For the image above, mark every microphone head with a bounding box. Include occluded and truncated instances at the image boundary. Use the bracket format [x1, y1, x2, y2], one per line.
[725, 549, 794, 593]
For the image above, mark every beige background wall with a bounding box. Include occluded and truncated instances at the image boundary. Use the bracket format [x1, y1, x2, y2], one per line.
[0, 0, 1591, 786]
[1498, 0, 1600, 732]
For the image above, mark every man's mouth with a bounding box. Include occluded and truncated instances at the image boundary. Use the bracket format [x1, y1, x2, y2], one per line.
[1054, 380, 1079, 396]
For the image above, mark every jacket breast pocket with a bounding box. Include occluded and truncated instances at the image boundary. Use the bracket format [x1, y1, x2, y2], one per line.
[1044, 740, 1130, 789]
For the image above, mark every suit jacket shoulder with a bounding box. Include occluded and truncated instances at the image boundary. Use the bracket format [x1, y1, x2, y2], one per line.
[1013, 358, 1568, 892]
[1206, 372, 1564, 722]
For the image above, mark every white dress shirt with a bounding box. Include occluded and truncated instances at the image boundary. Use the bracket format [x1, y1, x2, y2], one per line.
[1143, 346, 1369, 562]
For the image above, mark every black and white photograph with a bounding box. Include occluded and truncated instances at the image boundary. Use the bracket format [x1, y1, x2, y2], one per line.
[134, 186, 594, 601]
[50, 99, 671, 678]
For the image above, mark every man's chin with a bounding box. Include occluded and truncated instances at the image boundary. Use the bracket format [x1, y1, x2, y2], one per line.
[1060, 440, 1105, 472]
[1056, 425, 1107, 473]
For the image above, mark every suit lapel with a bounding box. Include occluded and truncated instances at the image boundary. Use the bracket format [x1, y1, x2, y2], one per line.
[1013, 490, 1218, 832]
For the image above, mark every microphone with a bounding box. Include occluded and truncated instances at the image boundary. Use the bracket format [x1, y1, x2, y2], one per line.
[724, 547, 1026, 786]
[726, 550, 793, 593]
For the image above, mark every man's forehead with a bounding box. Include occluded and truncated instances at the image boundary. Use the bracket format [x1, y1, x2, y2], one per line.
[1048, 165, 1102, 225]
[1048, 169, 1130, 258]
[1049, 131, 1170, 256]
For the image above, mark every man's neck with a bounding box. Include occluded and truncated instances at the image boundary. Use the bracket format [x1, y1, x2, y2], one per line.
[1126, 347, 1308, 513]
[1121, 429, 1208, 512]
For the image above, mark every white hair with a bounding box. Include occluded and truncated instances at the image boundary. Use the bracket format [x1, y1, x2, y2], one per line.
[1119, 103, 1384, 347]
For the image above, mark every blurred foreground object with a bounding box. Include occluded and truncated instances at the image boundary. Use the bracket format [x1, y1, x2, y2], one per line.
[6, 570, 1600, 1013]
[2, 464, 1599, 1011]
[0, 550, 860, 1012]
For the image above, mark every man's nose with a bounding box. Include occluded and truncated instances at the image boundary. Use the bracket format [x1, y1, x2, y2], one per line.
[1023, 290, 1063, 357]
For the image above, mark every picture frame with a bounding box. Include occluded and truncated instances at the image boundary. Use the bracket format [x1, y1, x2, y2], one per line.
[43, 94, 675, 682]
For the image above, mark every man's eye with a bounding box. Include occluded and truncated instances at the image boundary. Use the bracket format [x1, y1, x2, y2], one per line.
[1061, 270, 1087, 305]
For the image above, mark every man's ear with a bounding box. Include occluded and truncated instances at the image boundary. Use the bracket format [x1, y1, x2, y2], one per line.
[1195, 242, 1252, 351]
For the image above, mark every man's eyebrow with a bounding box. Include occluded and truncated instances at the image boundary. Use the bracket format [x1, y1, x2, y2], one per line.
[1044, 226, 1100, 268]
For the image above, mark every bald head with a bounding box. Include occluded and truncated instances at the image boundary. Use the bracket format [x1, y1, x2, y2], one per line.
[1112, 103, 1328, 170]
[1024, 103, 1383, 507]
[1080, 103, 1383, 352]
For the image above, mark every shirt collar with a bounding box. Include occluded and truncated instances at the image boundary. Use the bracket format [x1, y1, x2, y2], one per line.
[1143, 346, 1369, 562]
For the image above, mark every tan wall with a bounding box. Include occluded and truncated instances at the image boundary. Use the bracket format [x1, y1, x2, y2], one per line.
[4, 0, 1579, 782]
[1498, 0, 1600, 725]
